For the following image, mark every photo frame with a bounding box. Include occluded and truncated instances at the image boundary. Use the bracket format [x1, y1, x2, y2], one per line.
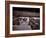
[5, 1, 45, 37]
